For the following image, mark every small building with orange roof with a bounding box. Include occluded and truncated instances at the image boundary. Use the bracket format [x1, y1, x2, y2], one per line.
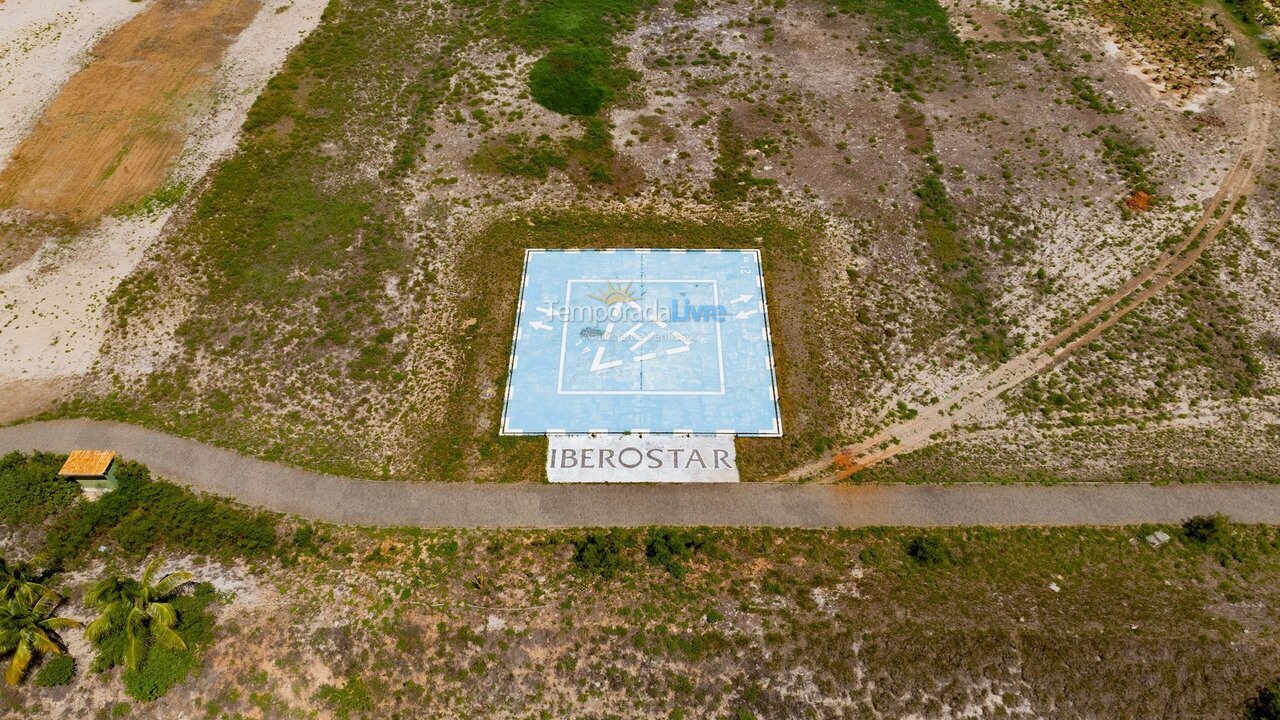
[57, 450, 118, 492]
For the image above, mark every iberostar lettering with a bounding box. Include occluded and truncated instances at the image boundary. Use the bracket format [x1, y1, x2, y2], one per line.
[548, 446, 735, 470]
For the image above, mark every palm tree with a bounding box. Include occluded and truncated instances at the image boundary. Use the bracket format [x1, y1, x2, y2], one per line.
[0, 558, 48, 603]
[0, 590, 81, 685]
[85, 558, 193, 671]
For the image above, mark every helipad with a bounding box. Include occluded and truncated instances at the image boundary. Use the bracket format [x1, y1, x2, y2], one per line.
[501, 249, 781, 436]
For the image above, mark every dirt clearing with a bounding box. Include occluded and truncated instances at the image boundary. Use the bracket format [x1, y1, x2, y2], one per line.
[0, 0, 261, 227]
[0, 0, 326, 389]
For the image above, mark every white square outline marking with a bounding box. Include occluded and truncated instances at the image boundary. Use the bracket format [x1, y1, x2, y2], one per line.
[555, 279, 726, 396]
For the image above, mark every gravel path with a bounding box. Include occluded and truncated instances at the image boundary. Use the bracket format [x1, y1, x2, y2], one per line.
[3, 420, 1279, 527]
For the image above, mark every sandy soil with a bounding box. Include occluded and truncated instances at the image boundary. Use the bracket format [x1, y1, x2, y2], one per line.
[0, 0, 327, 402]
[0, 0, 147, 166]
[0, 0, 262, 226]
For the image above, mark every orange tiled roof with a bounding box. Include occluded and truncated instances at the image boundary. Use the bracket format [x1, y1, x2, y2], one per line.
[58, 450, 116, 477]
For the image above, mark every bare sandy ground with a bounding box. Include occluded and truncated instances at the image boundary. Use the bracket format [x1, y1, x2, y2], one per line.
[0, 0, 147, 165]
[0, 0, 327, 408]
[0, 0, 263, 224]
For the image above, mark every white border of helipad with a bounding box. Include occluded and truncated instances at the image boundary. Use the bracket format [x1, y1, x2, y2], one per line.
[500, 248, 783, 437]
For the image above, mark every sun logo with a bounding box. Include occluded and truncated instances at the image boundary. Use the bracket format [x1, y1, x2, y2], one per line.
[589, 281, 636, 306]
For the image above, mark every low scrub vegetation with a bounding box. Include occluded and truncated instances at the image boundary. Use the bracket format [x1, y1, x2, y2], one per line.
[0, 452, 277, 567]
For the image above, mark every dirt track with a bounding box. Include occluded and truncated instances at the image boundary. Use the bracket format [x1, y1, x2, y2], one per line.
[780, 24, 1277, 483]
[0, 0, 261, 229]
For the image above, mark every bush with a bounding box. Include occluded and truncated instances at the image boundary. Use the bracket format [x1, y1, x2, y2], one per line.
[571, 530, 631, 578]
[95, 582, 219, 701]
[316, 675, 374, 720]
[1182, 514, 1230, 544]
[1247, 680, 1280, 720]
[40, 460, 277, 565]
[124, 646, 195, 702]
[529, 46, 615, 116]
[644, 529, 705, 579]
[33, 655, 75, 687]
[906, 534, 950, 566]
[0, 451, 80, 525]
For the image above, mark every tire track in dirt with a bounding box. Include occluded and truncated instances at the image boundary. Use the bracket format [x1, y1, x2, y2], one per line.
[780, 42, 1275, 483]
[0, 0, 261, 233]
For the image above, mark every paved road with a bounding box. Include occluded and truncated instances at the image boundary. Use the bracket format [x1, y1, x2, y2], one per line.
[3, 419, 1279, 527]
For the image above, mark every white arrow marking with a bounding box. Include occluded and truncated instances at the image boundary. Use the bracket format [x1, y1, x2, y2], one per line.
[729, 294, 752, 305]
[530, 320, 553, 331]
[734, 308, 760, 320]
[590, 346, 623, 372]
[537, 302, 555, 317]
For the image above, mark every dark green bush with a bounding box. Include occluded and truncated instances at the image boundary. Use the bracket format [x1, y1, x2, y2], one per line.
[33, 655, 75, 687]
[529, 46, 617, 116]
[906, 534, 950, 566]
[1248, 679, 1280, 720]
[571, 530, 631, 577]
[644, 529, 706, 578]
[1182, 513, 1230, 544]
[0, 451, 80, 525]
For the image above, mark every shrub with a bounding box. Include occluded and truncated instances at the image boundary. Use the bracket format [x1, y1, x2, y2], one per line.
[97, 582, 219, 701]
[1182, 514, 1230, 544]
[0, 451, 80, 525]
[644, 529, 705, 578]
[571, 530, 631, 577]
[33, 655, 75, 687]
[124, 646, 195, 701]
[529, 46, 615, 116]
[40, 460, 276, 565]
[906, 534, 950, 566]
[316, 675, 374, 720]
[1247, 680, 1280, 720]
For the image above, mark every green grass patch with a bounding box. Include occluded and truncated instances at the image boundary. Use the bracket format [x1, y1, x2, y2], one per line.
[833, 0, 960, 54]
[529, 46, 626, 116]
[511, 0, 650, 49]
[316, 675, 375, 719]
[905, 105, 1013, 364]
[1100, 130, 1157, 195]
[471, 133, 568, 178]
[710, 111, 777, 202]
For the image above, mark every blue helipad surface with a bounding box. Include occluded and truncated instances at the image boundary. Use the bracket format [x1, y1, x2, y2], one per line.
[501, 249, 781, 436]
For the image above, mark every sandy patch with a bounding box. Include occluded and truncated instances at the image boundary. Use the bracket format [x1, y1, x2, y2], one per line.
[0, 0, 148, 165]
[0, 0, 326, 393]
[0, 0, 262, 226]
